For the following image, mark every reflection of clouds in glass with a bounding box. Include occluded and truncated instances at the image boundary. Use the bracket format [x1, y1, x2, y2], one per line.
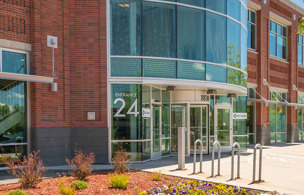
[6, 95, 12, 98]
[193, 63, 205, 71]
[0, 103, 5, 106]
[14, 93, 24, 99]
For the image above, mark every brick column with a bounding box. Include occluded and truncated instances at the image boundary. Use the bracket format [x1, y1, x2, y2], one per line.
[287, 21, 299, 143]
[255, 4, 271, 145]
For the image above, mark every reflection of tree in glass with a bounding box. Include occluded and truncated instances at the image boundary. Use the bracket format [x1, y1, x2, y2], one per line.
[227, 43, 247, 87]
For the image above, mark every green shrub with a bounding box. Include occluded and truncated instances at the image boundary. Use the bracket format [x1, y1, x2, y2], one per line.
[70, 180, 88, 190]
[8, 190, 28, 195]
[109, 174, 129, 189]
[59, 183, 75, 195]
[152, 171, 162, 181]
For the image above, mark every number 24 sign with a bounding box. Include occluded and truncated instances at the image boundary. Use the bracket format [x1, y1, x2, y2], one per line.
[114, 98, 139, 117]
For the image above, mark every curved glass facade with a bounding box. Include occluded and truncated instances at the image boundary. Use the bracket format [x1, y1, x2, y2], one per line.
[110, 0, 247, 87]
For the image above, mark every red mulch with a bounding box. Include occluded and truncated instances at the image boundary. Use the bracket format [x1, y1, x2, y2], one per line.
[0, 171, 182, 195]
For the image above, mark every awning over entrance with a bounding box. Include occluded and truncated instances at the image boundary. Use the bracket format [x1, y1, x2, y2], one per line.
[248, 80, 304, 108]
[0, 72, 53, 84]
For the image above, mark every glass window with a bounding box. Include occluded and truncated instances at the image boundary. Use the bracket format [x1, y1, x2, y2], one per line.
[111, 0, 141, 56]
[227, 0, 240, 21]
[0, 81, 26, 144]
[142, 2, 176, 58]
[299, 35, 304, 66]
[206, 0, 227, 14]
[111, 58, 141, 77]
[269, 20, 287, 60]
[2, 51, 27, 74]
[247, 9, 256, 50]
[177, 6, 205, 61]
[228, 20, 241, 68]
[177, 0, 205, 7]
[206, 12, 227, 64]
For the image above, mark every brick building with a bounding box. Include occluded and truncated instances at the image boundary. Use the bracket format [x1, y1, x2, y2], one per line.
[0, 0, 303, 165]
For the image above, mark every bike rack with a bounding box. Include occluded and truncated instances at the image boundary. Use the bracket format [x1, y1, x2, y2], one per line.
[252, 143, 263, 183]
[211, 141, 221, 177]
[231, 142, 241, 180]
[193, 139, 203, 174]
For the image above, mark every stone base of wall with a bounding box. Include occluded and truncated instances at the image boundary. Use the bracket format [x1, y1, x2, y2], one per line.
[256, 125, 271, 145]
[287, 125, 299, 143]
[31, 127, 108, 166]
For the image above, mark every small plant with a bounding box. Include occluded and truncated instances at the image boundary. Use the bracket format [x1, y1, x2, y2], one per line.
[108, 174, 129, 189]
[4, 151, 47, 189]
[152, 171, 162, 181]
[70, 180, 88, 190]
[8, 190, 28, 195]
[59, 182, 75, 195]
[66, 150, 95, 181]
[112, 148, 131, 174]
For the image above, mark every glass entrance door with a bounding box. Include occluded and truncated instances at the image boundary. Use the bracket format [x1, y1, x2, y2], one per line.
[215, 107, 232, 151]
[190, 106, 208, 154]
[152, 105, 161, 159]
[171, 105, 186, 154]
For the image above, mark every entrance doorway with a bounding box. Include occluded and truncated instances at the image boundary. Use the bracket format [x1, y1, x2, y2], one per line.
[152, 104, 161, 159]
[215, 106, 232, 151]
[171, 105, 186, 154]
[190, 105, 208, 154]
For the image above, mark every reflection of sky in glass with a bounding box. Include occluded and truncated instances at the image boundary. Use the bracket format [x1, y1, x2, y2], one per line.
[0, 83, 25, 112]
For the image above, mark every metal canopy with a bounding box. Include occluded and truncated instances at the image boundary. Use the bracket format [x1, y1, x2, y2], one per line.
[0, 72, 53, 84]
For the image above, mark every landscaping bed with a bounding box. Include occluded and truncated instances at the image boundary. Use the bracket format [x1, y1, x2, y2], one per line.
[0, 171, 275, 195]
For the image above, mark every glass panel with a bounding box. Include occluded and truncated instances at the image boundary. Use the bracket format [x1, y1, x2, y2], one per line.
[298, 108, 302, 139]
[0, 82, 26, 144]
[298, 44, 303, 65]
[153, 105, 160, 152]
[270, 104, 276, 143]
[152, 88, 160, 102]
[111, 58, 141, 77]
[277, 105, 286, 133]
[227, 20, 241, 68]
[111, 0, 141, 56]
[233, 136, 247, 150]
[227, 68, 247, 87]
[142, 2, 176, 58]
[270, 32, 276, 56]
[206, 12, 227, 64]
[161, 139, 170, 156]
[299, 35, 303, 44]
[277, 24, 282, 35]
[177, 61, 205, 80]
[240, 5, 247, 27]
[247, 101, 255, 145]
[227, 0, 240, 21]
[2, 51, 27, 74]
[206, 0, 227, 14]
[0, 145, 25, 166]
[177, 6, 205, 61]
[111, 84, 142, 140]
[171, 105, 185, 153]
[217, 108, 231, 146]
[241, 28, 247, 70]
[162, 104, 170, 138]
[210, 96, 214, 136]
[206, 64, 226, 83]
[233, 96, 247, 136]
[143, 59, 176, 78]
[177, 0, 205, 7]
[271, 21, 276, 33]
[216, 96, 231, 105]
[249, 10, 256, 23]
[190, 107, 201, 152]
[277, 36, 283, 59]
[112, 141, 151, 161]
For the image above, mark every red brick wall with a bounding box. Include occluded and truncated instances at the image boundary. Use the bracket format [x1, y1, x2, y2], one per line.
[0, 0, 108, 129]
[247, 0, 303, 127]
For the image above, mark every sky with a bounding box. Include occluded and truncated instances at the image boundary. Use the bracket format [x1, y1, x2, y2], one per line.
[292, 0, 304, 8]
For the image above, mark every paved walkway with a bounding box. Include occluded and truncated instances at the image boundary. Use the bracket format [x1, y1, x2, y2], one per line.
[132, 143, 304, 195]
[0, 143, 303, 194]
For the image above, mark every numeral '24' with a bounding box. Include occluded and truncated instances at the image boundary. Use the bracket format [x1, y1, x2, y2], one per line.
[114, 98, 139, 117]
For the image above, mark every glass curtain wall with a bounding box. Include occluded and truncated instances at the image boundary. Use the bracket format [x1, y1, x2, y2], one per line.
[110, 0, 247, 88]
[0, 49, 28, 164]
[298, 95, 304, 141]
[270, 92, 287, 143]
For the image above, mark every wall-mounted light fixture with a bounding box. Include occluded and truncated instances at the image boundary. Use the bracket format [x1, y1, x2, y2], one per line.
[47, 35, 58, 92]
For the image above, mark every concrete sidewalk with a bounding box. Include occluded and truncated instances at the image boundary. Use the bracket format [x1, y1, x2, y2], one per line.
[0, 143, 303, 194]
[133, 143, 304, 195]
